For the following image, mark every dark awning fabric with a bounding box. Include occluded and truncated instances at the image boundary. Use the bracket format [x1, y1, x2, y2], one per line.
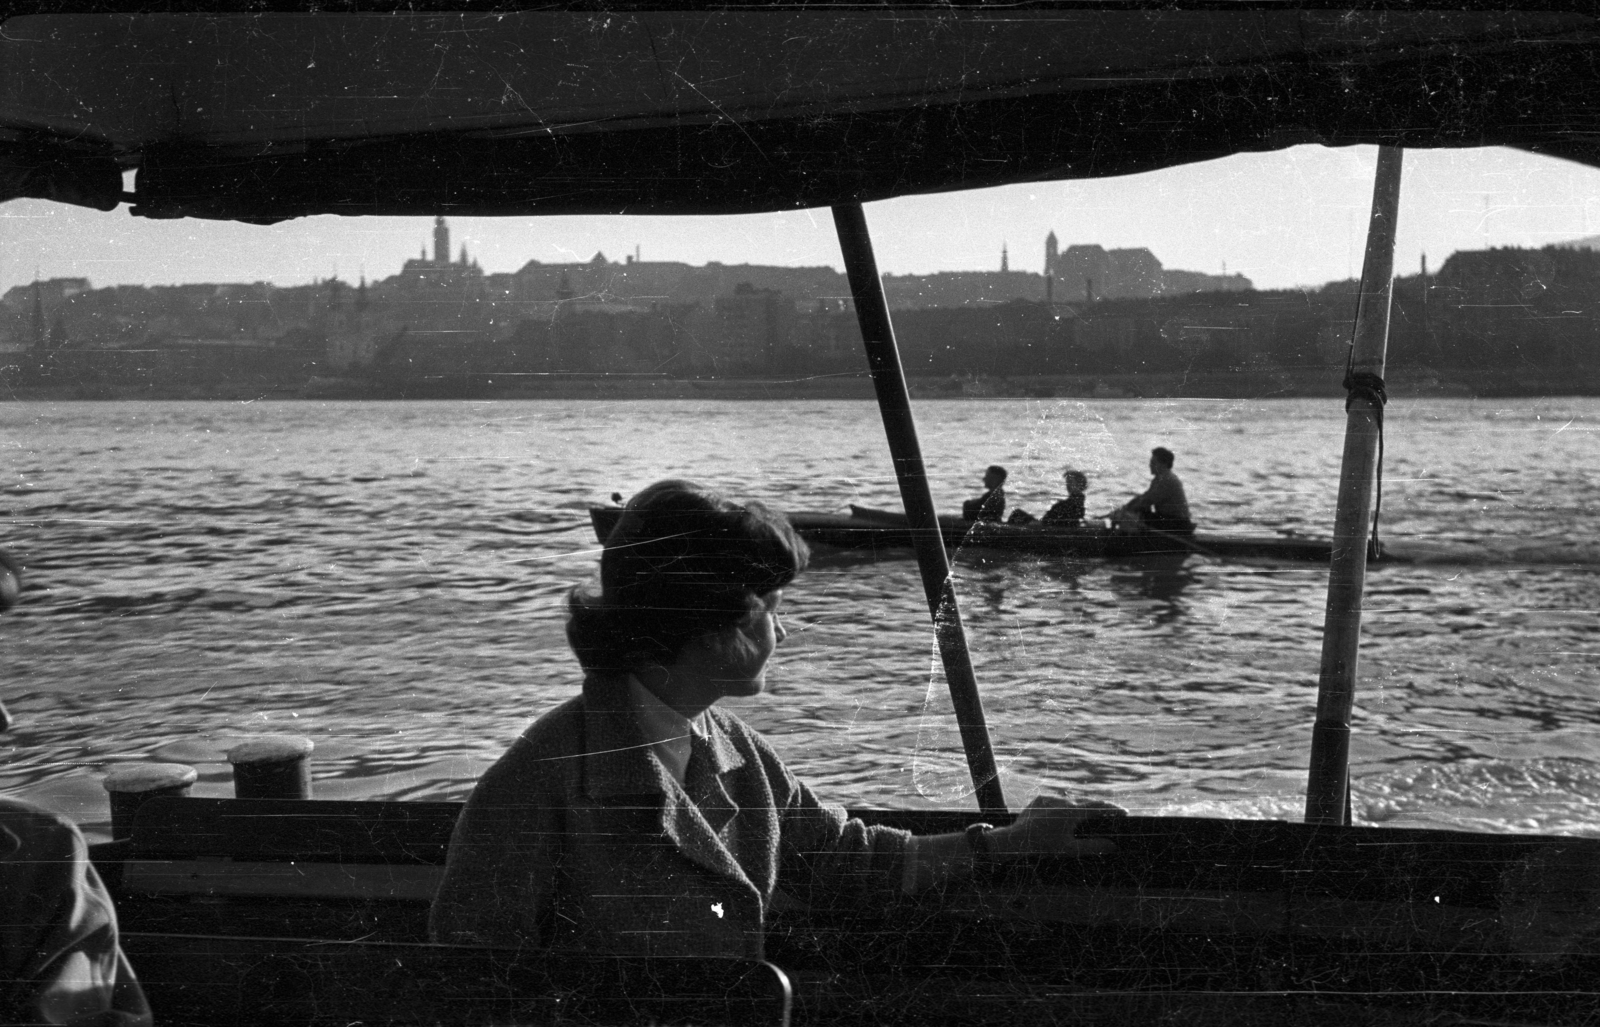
[2, 10, 1598, 221]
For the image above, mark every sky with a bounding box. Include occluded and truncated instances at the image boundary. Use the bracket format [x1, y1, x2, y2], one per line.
[4, 144, 1600, 297]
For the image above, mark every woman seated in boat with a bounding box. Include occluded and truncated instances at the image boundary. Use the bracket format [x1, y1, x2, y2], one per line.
[961, 465, 1007, 522]
[1040, 470, 1089, 529]
[430, 479, 1120, 958]
[1115, 447, 1194, 536]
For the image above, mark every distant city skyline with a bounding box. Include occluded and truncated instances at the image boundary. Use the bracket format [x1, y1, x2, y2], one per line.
[4, 145, 1600, 297]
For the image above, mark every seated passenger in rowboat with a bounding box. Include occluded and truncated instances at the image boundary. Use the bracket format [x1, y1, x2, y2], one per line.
[960, 465, 1007, 522]
[1040, 470, 1089, 529]
[430, 479, 1121, 958]
[1114, 447, 1195, 536]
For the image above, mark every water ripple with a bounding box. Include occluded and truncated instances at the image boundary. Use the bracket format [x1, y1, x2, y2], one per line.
[0, 397, 1596, 838]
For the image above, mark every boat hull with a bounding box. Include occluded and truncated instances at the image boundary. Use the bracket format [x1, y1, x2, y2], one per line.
[590, 505, 1383, 563]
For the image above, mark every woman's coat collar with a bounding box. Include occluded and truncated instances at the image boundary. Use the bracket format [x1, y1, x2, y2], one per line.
[579, 672, 748, 798]
[579, 672, 756, 893]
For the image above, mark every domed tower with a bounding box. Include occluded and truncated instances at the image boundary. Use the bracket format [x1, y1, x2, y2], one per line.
[1045, 231, 1059, 275]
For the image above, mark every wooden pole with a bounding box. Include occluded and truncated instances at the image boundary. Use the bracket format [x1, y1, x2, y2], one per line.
[831, 202, 1007, 816]
[1305, 146, 1403, 826]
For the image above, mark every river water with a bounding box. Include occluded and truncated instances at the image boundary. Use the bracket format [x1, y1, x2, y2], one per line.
[2, 397, 1597, 841]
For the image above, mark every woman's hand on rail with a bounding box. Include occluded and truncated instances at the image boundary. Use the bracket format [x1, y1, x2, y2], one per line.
[992, 796, 1125, 858]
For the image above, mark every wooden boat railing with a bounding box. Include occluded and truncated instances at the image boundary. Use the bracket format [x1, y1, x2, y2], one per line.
[94, 795, 1600, 1025]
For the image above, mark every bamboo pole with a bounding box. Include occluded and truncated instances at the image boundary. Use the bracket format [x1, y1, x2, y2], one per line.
[1305, 146, 1403, 826]
[831, 202, 1007, 816]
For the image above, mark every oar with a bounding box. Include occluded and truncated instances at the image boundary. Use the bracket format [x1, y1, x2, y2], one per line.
[517, 523, 589, 537]
[1098, 512, 1220, 561]
[1144, 526, 1221, 561]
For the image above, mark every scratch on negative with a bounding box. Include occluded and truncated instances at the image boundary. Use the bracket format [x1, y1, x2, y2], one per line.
[670, 70, 768, 161]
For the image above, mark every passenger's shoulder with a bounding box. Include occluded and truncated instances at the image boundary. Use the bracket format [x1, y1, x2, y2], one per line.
[474, 694, 587, 792]
[0, 796, 74, 831]
[0, 798, 83, 861]
[521, 692, 587, 742]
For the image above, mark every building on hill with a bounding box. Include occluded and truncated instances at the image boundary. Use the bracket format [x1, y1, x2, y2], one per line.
[1052, 245, 1159, 301]
[500, 238, 1245, 314]
[879, 271, 1046, 309]
[1161, 268, 1252, 296]
[1046, 242, 1250, 301]
[713, 283, 797, 372]
[2, 277, 91, 311]
[509, 254, 848, 309]
[394, 216, 484, 297]
[1426, 245, 1600, 369]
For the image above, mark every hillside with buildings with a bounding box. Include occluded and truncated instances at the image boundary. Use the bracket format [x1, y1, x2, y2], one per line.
[2, 221, 1597, 398]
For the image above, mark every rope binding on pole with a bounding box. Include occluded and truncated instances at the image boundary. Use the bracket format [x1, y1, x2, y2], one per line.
[1342, 366, 1388, 561]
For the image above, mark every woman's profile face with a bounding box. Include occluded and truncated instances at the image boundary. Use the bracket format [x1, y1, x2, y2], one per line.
[673, 590, 787, 703]
[720, 591, 787, 698]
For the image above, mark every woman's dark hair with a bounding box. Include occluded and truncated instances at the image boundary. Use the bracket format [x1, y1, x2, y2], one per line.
[566, 480, 809, 672]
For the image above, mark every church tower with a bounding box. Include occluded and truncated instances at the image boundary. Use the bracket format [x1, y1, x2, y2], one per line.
[433, 215, 450, 266]
[1045, 231, 1058, 274]
[1001, 242, 1009, 273]
[29, 279, 45, 353]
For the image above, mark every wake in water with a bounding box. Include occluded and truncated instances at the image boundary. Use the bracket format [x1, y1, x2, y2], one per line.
[1359, 758, 1600, 837]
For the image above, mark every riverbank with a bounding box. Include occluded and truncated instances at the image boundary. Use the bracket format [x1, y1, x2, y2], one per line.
[4, 366, 1596, 401]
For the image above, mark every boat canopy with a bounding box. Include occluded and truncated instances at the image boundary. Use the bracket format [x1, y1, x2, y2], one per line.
[2, 9, 1598, 221]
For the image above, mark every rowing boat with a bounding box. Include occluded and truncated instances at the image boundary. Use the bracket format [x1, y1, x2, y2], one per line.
[589, 503, 1394, 563]
[845, 504, 1378, 562]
